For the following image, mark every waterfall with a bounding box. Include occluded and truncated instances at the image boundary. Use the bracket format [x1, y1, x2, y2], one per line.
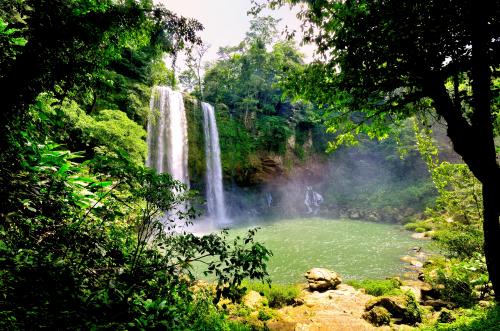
[201, 102, 228, 225]
[305, 186, 323, 215]
[146, 86, 189, 186]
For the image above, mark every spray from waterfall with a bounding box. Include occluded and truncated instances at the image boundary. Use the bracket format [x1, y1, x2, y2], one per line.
[146, 86, 189, 185]
[201, 102, 228, 225]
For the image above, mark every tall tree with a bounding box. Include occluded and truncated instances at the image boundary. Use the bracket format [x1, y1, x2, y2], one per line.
[179, 42, 210, 97]
[264, 0, 500, 299]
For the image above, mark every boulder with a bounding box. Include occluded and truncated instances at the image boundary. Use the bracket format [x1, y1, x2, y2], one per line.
[400, 255, 414, 264]
[362, 306, 391, 326]
[366, 213, 380, 222]
[242, 290, 267, 309]
[304, 268, 342, 291]
[410, 260, 424, 268]
[400, 255, 424, 267]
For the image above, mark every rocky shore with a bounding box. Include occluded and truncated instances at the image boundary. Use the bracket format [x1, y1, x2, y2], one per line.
[233, 240, 469, 331]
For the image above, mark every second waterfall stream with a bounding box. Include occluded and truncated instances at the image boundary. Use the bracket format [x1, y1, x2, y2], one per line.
[201, 102, 228, 226]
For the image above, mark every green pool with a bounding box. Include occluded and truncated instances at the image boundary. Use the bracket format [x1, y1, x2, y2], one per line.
[225, 218, 422, 283]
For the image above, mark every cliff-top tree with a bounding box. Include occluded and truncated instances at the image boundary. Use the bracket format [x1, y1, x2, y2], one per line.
[262, 0, 500, 299]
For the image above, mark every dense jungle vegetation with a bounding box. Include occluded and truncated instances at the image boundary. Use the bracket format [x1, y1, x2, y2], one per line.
[0, 1, 271, 329]
[1, 0, 499, 330]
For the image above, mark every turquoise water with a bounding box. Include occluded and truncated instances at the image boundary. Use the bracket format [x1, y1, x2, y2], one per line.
[225, 218, 421, 283]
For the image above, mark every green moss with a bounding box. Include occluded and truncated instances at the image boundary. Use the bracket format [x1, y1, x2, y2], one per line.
[363, 306, 391, 326]
[347, 278, 402, 297]
[403, 291, 422, 325]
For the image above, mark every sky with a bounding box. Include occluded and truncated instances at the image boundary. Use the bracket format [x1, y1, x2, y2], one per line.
[154, 0, 315, 65]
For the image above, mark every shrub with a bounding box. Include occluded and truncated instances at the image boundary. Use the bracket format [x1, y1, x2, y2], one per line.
[257, 309, 273, 321]
[425, 255, 489, 308]
[434, 227, 483, 259]
[421, 305, 500, 331]
[404, 220, 433, 232]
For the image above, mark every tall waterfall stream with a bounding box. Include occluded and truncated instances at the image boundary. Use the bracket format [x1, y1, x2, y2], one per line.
[146, 86, 189, 185]
[202, 102, 228, 226]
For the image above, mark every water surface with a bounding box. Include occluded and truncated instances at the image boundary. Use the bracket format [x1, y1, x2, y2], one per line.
[226, 218, 421, 283]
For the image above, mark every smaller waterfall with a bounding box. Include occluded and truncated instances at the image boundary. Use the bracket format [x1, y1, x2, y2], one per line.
[304, 186, 323, 215]
[266, 192, 273, 208]
[201, 102, 228, 225]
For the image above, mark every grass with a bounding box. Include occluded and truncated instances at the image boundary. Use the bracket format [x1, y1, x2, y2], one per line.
[241, 281, 301, 308]
[347, 278, 402, 296]
[227, 320, 255, 331]
[404, 220, 434, 232]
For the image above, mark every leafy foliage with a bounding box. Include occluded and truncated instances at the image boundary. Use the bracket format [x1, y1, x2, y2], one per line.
[0, 116, 271, 328]
[0, 2, 273, 329]
[413, 118, 484, 258]
[425, 256, 491, 308]
[421, 304, 500, 331]
[414, 119, 483, 225]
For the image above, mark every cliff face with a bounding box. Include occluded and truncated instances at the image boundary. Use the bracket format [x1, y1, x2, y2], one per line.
[184, 95, 206, 190]
[184, 98, 435, 222]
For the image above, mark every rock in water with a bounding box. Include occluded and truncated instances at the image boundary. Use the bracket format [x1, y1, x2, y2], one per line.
[304, 268, 342, 291]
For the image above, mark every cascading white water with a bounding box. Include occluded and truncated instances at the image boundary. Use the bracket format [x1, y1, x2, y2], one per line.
[146, 86, 189, 186]
[304, 186, 323, 215]
[201, 102, 228, 225]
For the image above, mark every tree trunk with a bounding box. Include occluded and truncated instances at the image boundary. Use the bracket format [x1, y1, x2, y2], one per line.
[470, 0, 500, 301]
[423, 0, 500, 301]
[482, 176, 500, 300]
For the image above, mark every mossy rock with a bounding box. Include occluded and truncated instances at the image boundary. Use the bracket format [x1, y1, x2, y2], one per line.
[366, 294, 422, 325]
[366, 296, 408, 317]
[437, 308, 456, 323]
[363, 306, 391, 326]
